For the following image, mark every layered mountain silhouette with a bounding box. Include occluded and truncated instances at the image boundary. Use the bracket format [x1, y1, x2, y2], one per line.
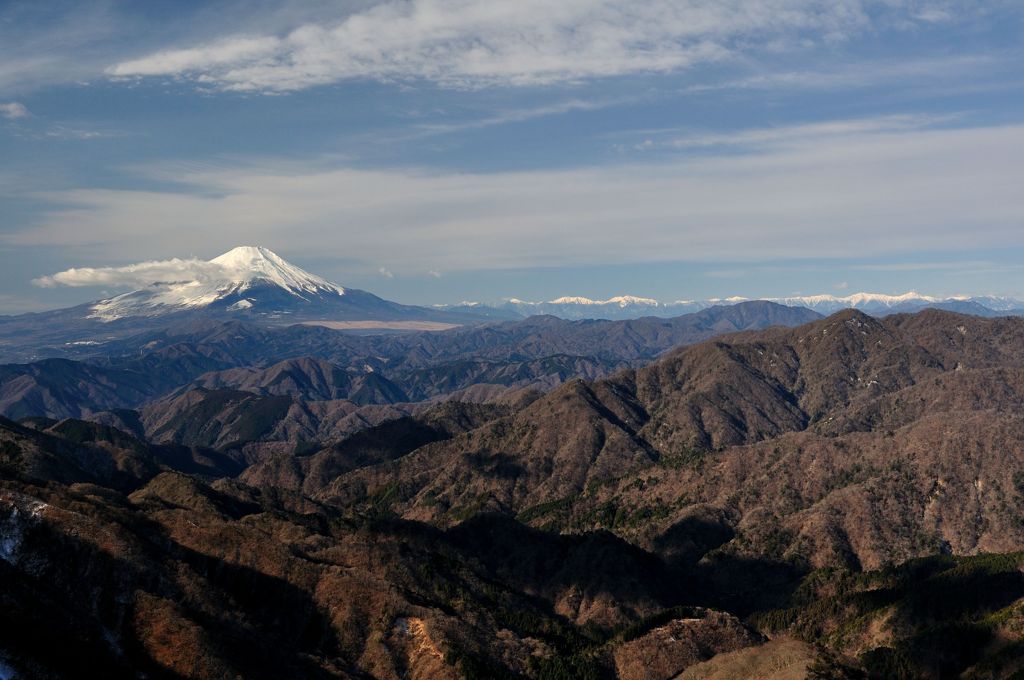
[4, 306, 1024, 678]
[0, 301, 821, 420]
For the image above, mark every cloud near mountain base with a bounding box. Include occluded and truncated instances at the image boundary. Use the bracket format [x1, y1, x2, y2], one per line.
[32, 258, 230, 288]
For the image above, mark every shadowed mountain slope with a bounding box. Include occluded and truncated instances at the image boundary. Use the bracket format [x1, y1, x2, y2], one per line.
[325, 310, 1024, 573]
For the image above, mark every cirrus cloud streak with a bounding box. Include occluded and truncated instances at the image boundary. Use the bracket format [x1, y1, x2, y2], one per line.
[105, 0, 967, 92]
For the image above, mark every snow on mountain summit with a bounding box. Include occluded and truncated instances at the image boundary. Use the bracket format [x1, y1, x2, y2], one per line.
[89, 246, 345, 320]
[209, 246, 344, 297]
[492, 294, 695, 320]
[769, 291, 937, 309]
[545, 295, 660, 306]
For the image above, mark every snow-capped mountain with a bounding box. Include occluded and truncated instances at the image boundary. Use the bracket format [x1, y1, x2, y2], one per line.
[89, 246, 348, 321]
[764, 292, 1024, 315]
[75, 245, 505, 326]
[488, 295, 707, 320]
[764, 291, 939, 315]
[546, 295, 660, 307]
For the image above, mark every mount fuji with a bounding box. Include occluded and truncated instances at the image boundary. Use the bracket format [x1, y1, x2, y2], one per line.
[83, 245, 440, 323]
[84, 246, 349, 321]
[0, 246, 510, 361]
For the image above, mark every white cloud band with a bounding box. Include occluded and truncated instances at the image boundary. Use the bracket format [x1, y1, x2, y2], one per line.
[32, 258, 228, 288]
[105, 0, 959, 92]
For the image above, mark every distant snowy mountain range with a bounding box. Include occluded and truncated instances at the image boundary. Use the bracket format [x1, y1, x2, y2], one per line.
[440, 291, 1024, 320]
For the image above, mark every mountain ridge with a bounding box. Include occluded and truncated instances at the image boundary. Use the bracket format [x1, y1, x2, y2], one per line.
[325, 307, 1024, 571]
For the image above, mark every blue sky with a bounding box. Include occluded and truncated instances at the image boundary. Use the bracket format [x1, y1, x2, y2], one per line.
[2, 0, 1024, 312]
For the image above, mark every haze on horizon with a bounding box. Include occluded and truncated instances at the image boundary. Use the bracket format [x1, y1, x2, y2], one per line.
[2, 0, 1024, 314]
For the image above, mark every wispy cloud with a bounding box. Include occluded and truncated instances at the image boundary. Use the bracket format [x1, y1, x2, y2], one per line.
[681, 53, 1004, 94]
[705, 259, 1012, 278]
[105, 0, 974, 92]
[850, 260, 1007, 272]
[0, 102, 27, 119]
[412, 98, 622, 136]
[11, 117, 1024, 273]
[40, 125, 130, 141]
[634, 114, 956, 151]
[378, 266, 394, 279]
